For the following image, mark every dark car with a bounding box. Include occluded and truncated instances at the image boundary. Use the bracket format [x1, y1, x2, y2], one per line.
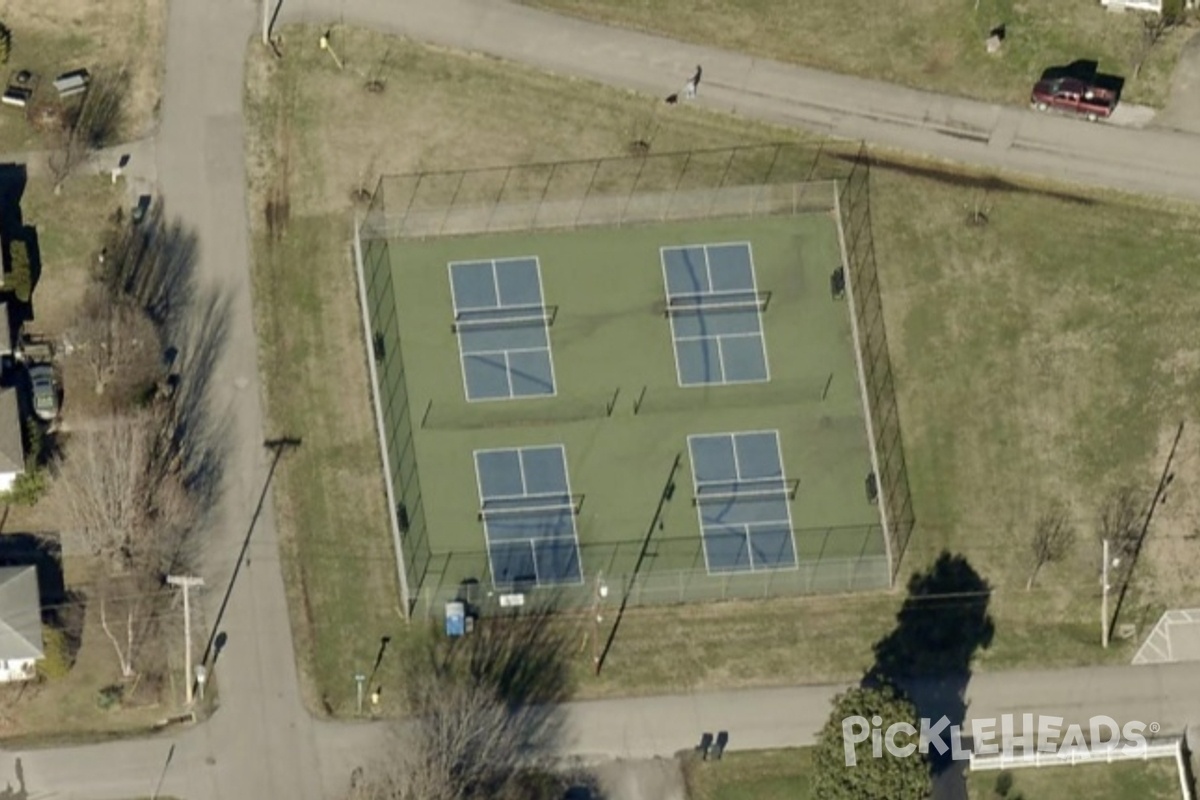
[132, 194, 152, 224]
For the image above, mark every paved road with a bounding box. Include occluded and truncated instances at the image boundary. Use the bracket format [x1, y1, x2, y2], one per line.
[1, 1, 1198, 798]
[284, 0, 1200, 204]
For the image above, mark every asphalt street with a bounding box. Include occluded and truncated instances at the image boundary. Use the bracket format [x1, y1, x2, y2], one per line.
[0, 1, 1196, 798]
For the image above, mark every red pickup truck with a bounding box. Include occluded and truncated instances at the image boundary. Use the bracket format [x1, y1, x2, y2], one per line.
[1030, 77, 1116, 121]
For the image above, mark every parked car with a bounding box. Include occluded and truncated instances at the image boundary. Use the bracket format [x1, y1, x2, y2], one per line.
[28, 364, 58, 422]
[132, 194, 152, 225]
[1030, 77, 1116, 121]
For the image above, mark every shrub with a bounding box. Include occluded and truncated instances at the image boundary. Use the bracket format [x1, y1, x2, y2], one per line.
[96, 683, 124, 709]
[37, 626, 72, 680]
[1, 468, 47, 507]
[8, 240, 31, 303]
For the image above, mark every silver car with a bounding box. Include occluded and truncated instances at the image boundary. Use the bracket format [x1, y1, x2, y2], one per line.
[28, 364, 58, 422]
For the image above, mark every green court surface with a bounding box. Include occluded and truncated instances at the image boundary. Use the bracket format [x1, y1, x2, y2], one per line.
[386, 213, 887, 606]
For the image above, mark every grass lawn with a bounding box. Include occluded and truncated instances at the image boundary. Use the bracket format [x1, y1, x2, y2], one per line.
[0, 0, 165, 151]
[685, 748, 815, 800]
[519, 0, 1194, 107]
[0, 555, 179, 746]
[245, 24, 1200, 713]
[967, 760, 1182, 799]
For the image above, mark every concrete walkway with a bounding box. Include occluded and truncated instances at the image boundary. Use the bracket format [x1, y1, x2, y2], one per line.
[0, 1, 1198, 799]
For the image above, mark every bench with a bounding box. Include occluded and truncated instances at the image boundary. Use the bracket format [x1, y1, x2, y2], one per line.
[53, 69, 90, 98]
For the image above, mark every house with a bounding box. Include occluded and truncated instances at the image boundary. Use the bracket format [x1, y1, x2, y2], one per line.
[0, 387, 22, 492]
[0, 566, 43, 682]
[1101, 0, 1196, 11]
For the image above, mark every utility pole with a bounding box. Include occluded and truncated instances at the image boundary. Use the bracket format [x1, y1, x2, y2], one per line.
[590, 571, 607, 676]
[1101, 540, 1120, 649]
[167, 575, 205, 705]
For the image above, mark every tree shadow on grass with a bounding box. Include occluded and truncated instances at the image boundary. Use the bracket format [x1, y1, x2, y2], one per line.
[864, 552, 994, 798]
[372, 600, 579, 800]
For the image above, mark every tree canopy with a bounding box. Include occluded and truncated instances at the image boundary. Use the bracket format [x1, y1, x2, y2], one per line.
[812, 682, 931, 800]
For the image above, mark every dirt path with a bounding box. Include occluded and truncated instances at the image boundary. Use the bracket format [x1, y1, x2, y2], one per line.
[1155, 30, 1200, 133]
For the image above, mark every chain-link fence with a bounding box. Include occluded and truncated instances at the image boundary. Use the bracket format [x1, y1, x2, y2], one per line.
[361, 142, 847, 240]
[410, 526, 891, 620]
[356, 141, 914, 617]
[836, 144, 917, 582]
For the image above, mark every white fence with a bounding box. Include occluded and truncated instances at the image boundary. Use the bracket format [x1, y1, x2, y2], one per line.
[969, 735, 1193, 800]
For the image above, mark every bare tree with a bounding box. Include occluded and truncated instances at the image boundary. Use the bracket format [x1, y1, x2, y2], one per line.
[1098, 485, 1146, 568]
[72, 284, 162, 397]
[52, 411, 195, 677]
[356, 606, 575, 800]
[47, 68, 127, 192]
[1027, 502, 1075, 590]
[1133, 5, 1186, 79]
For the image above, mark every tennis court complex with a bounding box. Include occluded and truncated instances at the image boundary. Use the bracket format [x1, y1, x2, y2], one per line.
[367, 209, 890, 610]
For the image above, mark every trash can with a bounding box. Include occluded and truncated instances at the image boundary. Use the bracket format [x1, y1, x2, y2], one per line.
[444, 601, 466, 637]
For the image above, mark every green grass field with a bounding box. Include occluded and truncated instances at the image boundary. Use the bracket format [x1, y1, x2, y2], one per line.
[379, 213, 886, 609]
[684, 749, 1182, 800]
[966, 760, 1182, 799]
[685, 749, 815, 800]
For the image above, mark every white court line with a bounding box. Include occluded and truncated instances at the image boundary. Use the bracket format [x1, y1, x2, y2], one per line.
[530, 256, 560, 400]
[741, 241, 772, 383]
[673, 331, 762, 344]
[688, 430, 798, 574]
[661, 249, 690, 388]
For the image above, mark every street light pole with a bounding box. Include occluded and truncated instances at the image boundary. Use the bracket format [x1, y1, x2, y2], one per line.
[355, 673, 366, 715]
[1101, 538, 1110, 648]
[1100, 539, 1122, 649]
[262, 0, 271, 46]
[167, 575, 205, 705]
[590, 571, 607, 676]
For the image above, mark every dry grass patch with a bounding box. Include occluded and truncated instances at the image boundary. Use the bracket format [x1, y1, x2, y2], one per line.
[0, 0, 165, 151]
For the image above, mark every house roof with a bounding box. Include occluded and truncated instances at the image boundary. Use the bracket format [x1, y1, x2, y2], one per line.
[0, 387, 23, 475]
[0, 566, 43, 660]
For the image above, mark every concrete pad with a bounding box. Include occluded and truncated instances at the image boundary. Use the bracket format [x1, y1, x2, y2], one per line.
[1155, 30, 1200, 133]
[1133, 609, 1200, 665]
[590, 758, 687, 800]
[1109, 103, 1157, 129]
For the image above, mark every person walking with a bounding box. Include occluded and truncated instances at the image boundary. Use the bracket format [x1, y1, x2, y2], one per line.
[684, 65, 702, 99]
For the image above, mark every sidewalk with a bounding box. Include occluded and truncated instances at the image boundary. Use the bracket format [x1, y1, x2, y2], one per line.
[559, 662, 1200, 760]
